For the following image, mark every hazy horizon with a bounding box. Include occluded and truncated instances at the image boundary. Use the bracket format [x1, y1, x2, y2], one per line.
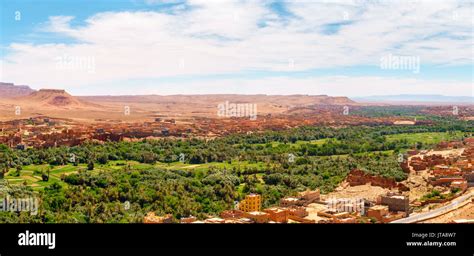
[3, 81, 474, 101]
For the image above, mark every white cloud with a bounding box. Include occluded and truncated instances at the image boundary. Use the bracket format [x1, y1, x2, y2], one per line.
[42, 16, 76, 34]
[0, 0, 472, 95]
[143, 0, 183, 4]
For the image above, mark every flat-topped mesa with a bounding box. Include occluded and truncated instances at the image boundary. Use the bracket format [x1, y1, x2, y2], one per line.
[19, 88, 96, 108]
[0, 82, 35, 98]
[29, 89, 71, 99]
[303, 95, 356, 105]
[37, 89, 67, 94]
[0, 82, 31, 89]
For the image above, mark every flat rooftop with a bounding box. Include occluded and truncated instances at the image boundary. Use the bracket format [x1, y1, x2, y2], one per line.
[282, 197, 299, 201]
[248, 211, 268, 216]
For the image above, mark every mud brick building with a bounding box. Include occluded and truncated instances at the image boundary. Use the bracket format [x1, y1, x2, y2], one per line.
[410, 158, 428, 171]
[409, 154, 456, 171]
[264, 207, 289, 223]
[223, 218, 253, 224]
[287, 206, 308, 218]
[143, 212, 173, 223]
[280, 197, 301, 207]
[346, 169, 409, 191]
[367, 205, 389, 222]
[437, 141, 464, 149]
[462, 172, 474, 188]
[220, 210, 244, 219]
[454, 160, 473, 172]
[239, 194, 261, 212]
[279, 189, 321, 207]
[377, 193, 410, 217]
[429, 176, 465, 187]
[180, 216, 197, 223]
[450, 180, 468, 191]
[317, 210, 350, 219]
[424, 154, 448, 166]
[400, 161, 410, 173]
[464, 138, 474, 145]
[431, 166, 462, 177]
[243, 211, 270, 223]
[297, 189, 320, 205]
[203, 217, 226, 223]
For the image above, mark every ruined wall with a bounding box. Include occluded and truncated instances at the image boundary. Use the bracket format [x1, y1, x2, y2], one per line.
[346, 169, 409, 191]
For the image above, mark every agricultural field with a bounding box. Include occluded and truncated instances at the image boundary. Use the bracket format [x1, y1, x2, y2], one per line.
[385, 131, 466, 145]
[4, 160, 269, 191]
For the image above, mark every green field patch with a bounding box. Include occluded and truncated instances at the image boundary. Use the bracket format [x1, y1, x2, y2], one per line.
[51, 165, 81, 174]
[385, 131, 465, 145]
[297, 138, 339, 146]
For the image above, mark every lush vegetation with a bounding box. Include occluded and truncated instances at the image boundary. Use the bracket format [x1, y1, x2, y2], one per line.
[421, 188, 461, 202]
[0, 120, 472, 223]
[350, 106, 426, 117]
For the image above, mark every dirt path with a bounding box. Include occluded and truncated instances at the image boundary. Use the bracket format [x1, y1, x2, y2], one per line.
[324, 183, 392, 202]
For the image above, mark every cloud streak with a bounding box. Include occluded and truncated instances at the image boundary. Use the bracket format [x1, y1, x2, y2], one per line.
[1, 0, 472, 96]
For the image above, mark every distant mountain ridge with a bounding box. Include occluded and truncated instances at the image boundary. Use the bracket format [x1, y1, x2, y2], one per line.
[0, 82, 35, 98]
[19, 89, 101, 109]
[80, 94, 356, 105]
[353, 94, 474, 103]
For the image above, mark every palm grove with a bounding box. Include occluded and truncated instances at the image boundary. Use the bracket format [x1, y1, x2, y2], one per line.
[0, 117, 472, 223]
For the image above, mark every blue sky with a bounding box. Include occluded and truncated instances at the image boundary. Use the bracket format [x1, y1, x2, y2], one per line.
[0, 0, 472, 96]
[1, 0, 185, 44]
